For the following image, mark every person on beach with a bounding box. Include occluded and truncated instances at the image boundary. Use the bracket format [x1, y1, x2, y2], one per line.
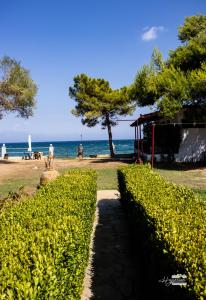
[1, 144, 6, 159]
[112, 142, 116, 154]
[77, 144, 84, 159]
[49, 144, 54, 158]
[45, 144, 54, 170]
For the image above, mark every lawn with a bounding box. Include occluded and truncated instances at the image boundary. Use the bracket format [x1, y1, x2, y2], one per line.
[0, 168, 119, 197]
[192, 188, 206, 201]
[155, 168, 206, 189]
[0, 177, 39, 197]
[96, 168, 118, 190]
[0, 164, 206, 201]
[155, 165, 206, 201]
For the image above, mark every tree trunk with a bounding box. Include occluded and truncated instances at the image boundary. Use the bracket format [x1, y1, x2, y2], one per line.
[106, 113, 115, 158]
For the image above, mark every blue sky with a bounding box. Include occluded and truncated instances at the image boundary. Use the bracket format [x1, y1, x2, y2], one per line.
[0, 0, 205, 142]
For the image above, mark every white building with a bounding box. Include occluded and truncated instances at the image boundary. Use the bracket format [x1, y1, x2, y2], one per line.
[131, 109, 206, 163]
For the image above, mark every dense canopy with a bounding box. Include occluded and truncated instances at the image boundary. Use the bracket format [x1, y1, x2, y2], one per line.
[0, 56, 37, 119]
[130, 14, 206, 119]
[69, 74, 135, 156]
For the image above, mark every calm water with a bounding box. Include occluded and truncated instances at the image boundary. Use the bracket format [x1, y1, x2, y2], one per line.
[0, 140, 135, 158]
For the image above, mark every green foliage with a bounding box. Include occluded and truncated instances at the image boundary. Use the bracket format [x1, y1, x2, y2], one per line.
[169, 14, 206, 72]
[130, 48, 163, 106]
[69, 74, 134, 125]
[156, 65, 189, 117]
[157, 65, 188, 99]
[69, 73, 135, 156]
[151, 47, 164, 72]
[118, 164, 206, 299]
[178, 14, 206, 43]
[169, 32, 206, 72]
[0, 169, 97, 299]
[97, 168, 118, 190]
[192, 188, 206, 202]
[130, 65, 159, 106]
[0, 56, 37, 119]
[187, 62, 206, 106]
[157, 96, 182, 119]
[131, 14, 206, 118]
[0, 176, 39, 197]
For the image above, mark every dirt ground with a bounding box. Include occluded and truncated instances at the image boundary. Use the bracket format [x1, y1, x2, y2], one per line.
[0, 158, 129, 184]
[1, 158, 206, 192]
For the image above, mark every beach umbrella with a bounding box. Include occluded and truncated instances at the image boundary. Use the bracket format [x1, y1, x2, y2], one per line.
[1, 144, 6, 159]
[28, 134, 32, 152]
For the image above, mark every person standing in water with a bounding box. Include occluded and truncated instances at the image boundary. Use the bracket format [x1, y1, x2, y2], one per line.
[77, 144, 84, 159]
[49, 144, 54, 158]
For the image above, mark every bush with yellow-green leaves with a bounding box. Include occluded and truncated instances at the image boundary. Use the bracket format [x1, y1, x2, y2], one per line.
[118, 164, 206, 300]
[0, 169, 97, 299]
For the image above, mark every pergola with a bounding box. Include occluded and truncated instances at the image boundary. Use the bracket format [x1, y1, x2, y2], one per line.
[130, 111, 206, 168]
[130, 111, 162, 167]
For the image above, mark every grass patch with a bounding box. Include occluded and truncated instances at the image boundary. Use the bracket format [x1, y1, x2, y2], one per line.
[155, 168, 206, 190]
[192, 188, 206, 201]
[0, 168, 119, 196]
[96, 169, 118, 190]
[0, 177, 39, 196]
[155, 169, 206, 201]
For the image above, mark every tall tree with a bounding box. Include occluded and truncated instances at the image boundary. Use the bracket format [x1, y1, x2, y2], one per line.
[130, 48, 164, 107]
[0, 56, 37, 119]
[178, 14, 206, 43]
[69, 74, 135, 157]
[131, 14, 206, 119]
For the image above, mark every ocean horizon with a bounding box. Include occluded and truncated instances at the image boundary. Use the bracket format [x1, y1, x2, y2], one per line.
[0, 139, 135, 158]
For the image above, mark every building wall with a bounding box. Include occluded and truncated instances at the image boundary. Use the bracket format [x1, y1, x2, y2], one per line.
[176, 128, 206, 162]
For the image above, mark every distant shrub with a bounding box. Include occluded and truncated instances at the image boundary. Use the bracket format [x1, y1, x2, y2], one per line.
[118, 164, 206, 300]
[0, 169, 97, 299]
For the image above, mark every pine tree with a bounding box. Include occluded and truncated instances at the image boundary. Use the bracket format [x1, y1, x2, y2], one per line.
[69, 74, 135, 157]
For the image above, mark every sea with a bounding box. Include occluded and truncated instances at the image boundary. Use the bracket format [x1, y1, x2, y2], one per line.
[0, 140, 135, 158]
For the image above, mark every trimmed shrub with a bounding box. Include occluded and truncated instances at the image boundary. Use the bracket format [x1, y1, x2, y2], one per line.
[118, 164, 206, 300]
[0, 169, 97, 299]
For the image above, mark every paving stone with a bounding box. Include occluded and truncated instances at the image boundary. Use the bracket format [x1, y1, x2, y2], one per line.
[81, 190, 141, 300]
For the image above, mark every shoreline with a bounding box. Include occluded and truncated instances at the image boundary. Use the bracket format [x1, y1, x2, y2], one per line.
[1, 152, 135, 162]
[0, 155, 134, 163]
[0, 138, 134, 144]
[0, 140, 135, 160]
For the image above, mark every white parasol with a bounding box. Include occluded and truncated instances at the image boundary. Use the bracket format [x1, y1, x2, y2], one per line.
[28, 134, 32, 152]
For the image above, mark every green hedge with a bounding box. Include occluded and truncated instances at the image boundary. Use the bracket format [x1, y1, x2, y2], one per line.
[118, 164, 206, 300]
[0, 169, 97, 299]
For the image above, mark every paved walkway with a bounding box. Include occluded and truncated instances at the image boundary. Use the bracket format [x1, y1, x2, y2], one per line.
[81, 190, 141, 300]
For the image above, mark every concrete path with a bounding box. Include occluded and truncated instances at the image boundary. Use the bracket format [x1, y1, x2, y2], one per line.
[81, 190, 141, 300]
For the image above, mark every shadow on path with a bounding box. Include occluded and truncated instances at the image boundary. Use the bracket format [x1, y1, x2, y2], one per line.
[81, 191, 197, 300]
[154, 161, 206, 171]
[89, 191, 142, 300]
[90, 159, 133, 165]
